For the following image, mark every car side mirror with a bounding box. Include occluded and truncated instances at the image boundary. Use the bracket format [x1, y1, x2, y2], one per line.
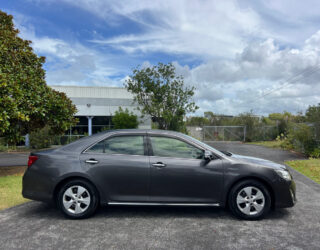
[204, 150, 213, 160]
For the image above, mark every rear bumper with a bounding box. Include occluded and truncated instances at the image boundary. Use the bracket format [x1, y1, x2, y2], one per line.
[22, 168, 55, 204]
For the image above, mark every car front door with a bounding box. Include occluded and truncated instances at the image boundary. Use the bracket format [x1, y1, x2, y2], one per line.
[148, 135, 224, 203]
[80, 134, 149, 202]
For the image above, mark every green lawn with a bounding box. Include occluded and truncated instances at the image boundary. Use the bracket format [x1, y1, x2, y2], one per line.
[286, 159, 320, 184]
[0, 174, 29, 210]
[247, 140, 283, 149]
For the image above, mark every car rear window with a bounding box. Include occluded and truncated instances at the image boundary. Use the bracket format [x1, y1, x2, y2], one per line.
[87, 136, 144, 156]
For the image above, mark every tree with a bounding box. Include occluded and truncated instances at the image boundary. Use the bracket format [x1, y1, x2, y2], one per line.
[186, 116, 209, 127]
[233, 112, 260, 142]
[125, 63, 198, 131]
[268, 111, 294, 135]
[306, 103, 320, 123]
[0, 10, 77, 144]
[112, 107, 139, 129]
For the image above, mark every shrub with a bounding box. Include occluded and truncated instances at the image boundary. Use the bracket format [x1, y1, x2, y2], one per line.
[112, 107, 139, 129]
[286, 124, 317, 156]
[0, 144, 8, 152]
[29, 126, 53, 149]
[310, 148, 320, 158]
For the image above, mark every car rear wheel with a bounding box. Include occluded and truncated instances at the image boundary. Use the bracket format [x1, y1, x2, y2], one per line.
[57, 179, 99, 219]
[228, 179, 271, 220]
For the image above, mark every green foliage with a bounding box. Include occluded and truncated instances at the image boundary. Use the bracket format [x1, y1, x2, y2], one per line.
[0, 144, 7, 152]
[112, 107, 139, 129]
[268, 112, 291, 135]
[285, 124, 317, 156]
[232, 112, 260, 142]
[247, 140, 283, 149]
[125, 63, 198, 132]
[306, 103, 320, 123]
[151, 122, 159, 129]
[186, 116, 210, 127]
[0, 11, 77, 145]
[286, 159, 320, 184]
[203, 112, 234, 126]
[0, 175, 28, 210]
[310, 148, 320, 158]
[29, 126, 52, 149]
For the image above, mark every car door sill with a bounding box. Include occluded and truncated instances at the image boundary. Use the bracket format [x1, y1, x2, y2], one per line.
[107, 202, 220, 207]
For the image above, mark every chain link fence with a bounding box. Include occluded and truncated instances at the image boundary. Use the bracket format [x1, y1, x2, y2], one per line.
[202, 126, 246, 142]
[188, 125, 279, 142]
[248, 126, 279, 142]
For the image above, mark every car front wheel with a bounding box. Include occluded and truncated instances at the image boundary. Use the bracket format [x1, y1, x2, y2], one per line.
[228, 179, 271, 220]
[57, 179, 99, 219]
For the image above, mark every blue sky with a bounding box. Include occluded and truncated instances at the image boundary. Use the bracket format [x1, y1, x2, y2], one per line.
[2, 0, 320, 115]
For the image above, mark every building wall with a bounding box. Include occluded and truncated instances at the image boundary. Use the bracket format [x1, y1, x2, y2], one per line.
[51, 85, 151, 130]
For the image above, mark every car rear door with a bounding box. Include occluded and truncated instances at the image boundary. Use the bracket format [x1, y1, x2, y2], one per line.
[148, 134, 224, 203]
[80, 133, 150, 202]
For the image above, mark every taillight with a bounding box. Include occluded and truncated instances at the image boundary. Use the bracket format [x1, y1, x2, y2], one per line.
[28, 155, 38, 167]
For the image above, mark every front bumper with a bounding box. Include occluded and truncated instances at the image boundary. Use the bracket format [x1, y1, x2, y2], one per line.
[273, 178, 296, 208]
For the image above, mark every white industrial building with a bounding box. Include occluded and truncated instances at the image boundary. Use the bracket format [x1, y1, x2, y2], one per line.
[51, 85, 151, 135]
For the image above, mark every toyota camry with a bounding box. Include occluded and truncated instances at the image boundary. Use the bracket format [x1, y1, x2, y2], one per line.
[23, 129, 296, 220]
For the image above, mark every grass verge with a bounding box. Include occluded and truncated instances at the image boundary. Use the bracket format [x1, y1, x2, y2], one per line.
[247, 140, 283, 149]
[285, 159, 320, 184]
[0, 168, 29, 210]
[246, 141, 282, 148]
[0, 145, 31, 153]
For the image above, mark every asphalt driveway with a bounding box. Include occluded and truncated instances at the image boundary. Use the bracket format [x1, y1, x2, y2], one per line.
[0, 142, 320, 250]
[0, 152, 29, 167]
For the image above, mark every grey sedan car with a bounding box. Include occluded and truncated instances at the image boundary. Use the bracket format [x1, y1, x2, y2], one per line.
[23, 129, 296, 220]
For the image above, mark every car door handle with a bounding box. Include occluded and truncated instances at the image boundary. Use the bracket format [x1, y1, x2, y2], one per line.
[152, 162, 166, 168]
[85, 159, 99, 164]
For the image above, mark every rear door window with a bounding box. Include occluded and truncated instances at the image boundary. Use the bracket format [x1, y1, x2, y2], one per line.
[87, 136, 145, 156]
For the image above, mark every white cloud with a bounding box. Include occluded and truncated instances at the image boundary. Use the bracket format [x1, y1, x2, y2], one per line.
[172, 34, 320, 115]
[12, 12, 126, 87]
[63, 0, 262, 59]
[9, 1, 320, 115]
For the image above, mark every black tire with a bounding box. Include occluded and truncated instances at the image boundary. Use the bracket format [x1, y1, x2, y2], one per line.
[228, 179, 271, 220]
[57, 179, 99, 219]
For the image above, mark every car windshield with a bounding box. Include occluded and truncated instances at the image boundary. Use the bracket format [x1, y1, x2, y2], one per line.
[181, 134, 226, 157]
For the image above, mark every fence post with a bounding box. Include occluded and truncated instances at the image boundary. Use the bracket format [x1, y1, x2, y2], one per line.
[69, 126, 72, 144]
[202, 127, 205, 142]
[223, 127, 225, 141]
[243, 126, 246, 142]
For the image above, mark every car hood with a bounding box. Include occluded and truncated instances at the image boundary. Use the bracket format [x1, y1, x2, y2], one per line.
[230, 154, 287, 170]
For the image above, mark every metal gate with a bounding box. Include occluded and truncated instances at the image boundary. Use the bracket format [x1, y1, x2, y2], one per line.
[202, 126, 246, 142]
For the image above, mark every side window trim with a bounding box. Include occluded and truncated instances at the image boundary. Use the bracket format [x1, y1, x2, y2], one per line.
[84, 134, 147, 156]
[147, 135, 204, 159]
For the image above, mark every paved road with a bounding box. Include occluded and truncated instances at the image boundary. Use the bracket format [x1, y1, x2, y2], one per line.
[0, 142, 320, 250]
[0, 152, 28, 167]
[210, 141, 305, 163]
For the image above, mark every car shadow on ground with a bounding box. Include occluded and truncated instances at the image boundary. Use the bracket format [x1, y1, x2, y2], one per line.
[20, 202, 290, 221]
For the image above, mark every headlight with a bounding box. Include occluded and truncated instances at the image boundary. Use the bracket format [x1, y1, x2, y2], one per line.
[275, 169, 292, 181]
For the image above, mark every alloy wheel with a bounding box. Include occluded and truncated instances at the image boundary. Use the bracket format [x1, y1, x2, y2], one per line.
[62, 185, 91, 214]
[236, 186, 265, 216]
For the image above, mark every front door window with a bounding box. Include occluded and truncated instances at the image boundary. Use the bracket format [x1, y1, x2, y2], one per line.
[150, 136, 204, 159]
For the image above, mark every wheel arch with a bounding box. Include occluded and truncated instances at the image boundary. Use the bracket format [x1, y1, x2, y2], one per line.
[53, 175, 103, 205]
[224, 176, 275, 208]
